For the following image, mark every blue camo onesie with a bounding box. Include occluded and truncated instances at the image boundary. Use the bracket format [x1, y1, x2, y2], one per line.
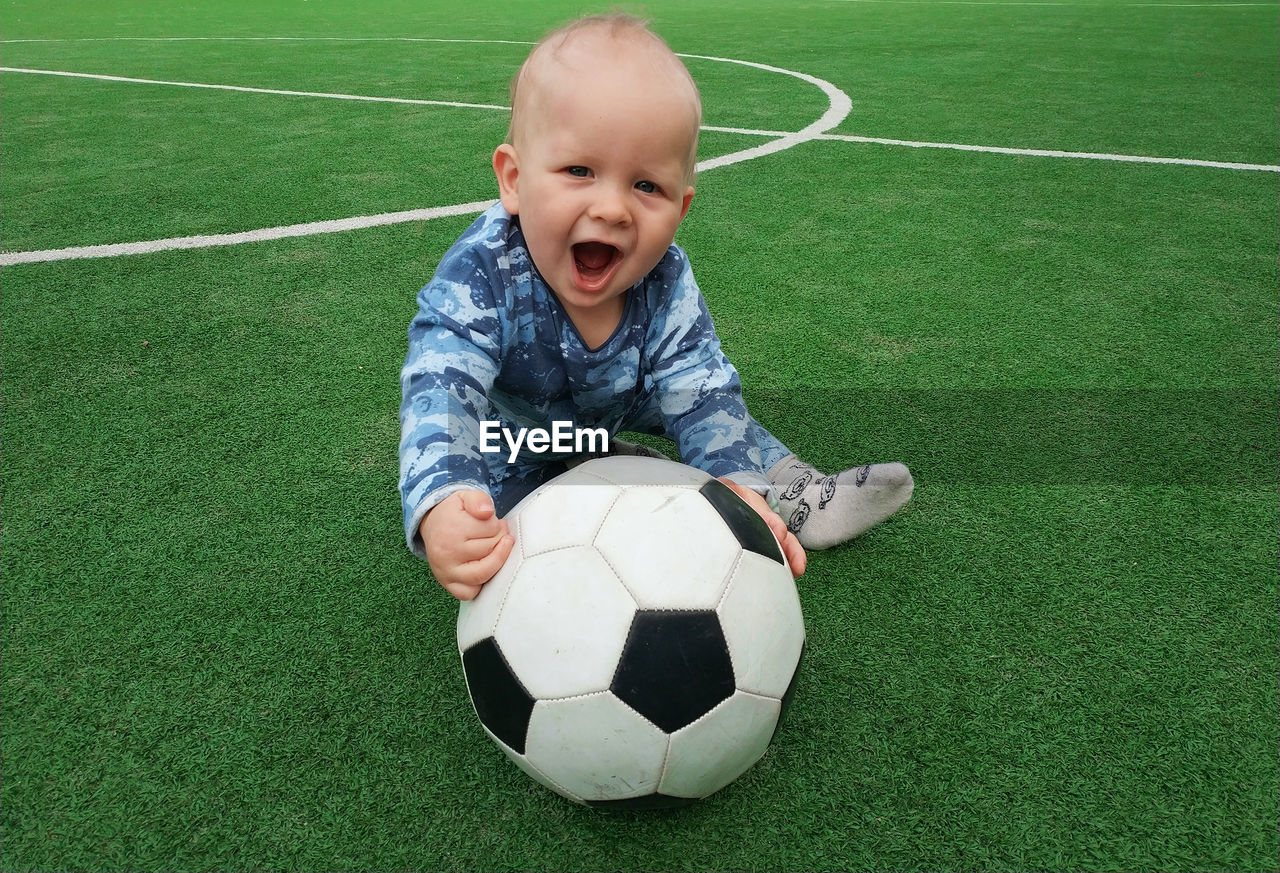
[398, 204, 792, 556]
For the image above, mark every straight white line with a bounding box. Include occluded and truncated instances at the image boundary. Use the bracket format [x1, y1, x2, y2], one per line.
[0, 66, 509, 111]
[819, 133, 1280, 172]
[704, 125, 1279, 171]
[3, 57, 1276, 267]
[0, 201, 498, 266]
[0, 36, 538, 45]
[703, 125, 797, 137]
[7, 66, 1274, 173]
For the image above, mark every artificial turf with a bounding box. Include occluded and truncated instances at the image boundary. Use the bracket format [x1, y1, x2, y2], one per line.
[2, 0, 1277, 869]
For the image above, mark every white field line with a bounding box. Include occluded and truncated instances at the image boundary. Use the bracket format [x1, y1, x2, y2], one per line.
[708, 125, 1280, 172]
[0, 57, 851, 266]
[13, 66, 1272, 174]
[0, 66, 510, 111]
[820, 133, 1280, 172]
[2, 52, 1277, 266]
[0, 37, 539, 45]
[0, 201, 498, 265]
[0, 60, 849, 171]
[681, 53, 852, 172]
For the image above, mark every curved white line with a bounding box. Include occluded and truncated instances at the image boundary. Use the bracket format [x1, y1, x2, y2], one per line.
[0, 55, 852, 173]
[5, 38, 1273, 266]
[682, 53, 853, 173]
[0, 45, 852, 265]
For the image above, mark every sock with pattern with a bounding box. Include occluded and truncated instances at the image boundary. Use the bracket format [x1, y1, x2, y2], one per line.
[767, 455, 914, 549]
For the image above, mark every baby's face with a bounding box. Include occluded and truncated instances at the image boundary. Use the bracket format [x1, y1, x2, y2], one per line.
[495, 36, 698, 328]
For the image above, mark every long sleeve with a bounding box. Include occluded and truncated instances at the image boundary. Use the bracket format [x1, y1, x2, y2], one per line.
[645, 252, 771, 496]
[398, 223, 507, 557]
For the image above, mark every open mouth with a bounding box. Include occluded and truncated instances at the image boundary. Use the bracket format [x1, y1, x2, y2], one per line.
[571, 241, 622, 291]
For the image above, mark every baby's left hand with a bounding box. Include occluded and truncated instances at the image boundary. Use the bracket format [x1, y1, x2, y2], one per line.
[717, 477, 806, 578]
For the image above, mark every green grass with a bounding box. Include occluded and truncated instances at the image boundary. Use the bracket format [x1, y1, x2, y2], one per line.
[2, 0, 1277, 870]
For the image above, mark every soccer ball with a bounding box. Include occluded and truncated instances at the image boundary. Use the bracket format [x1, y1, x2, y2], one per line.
[456, 455, 805, 809]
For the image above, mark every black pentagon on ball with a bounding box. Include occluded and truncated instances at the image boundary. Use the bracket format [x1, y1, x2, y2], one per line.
[698, 478, 785, 565]
[610, 610, 735, 733]
[461, 637, 535, 754]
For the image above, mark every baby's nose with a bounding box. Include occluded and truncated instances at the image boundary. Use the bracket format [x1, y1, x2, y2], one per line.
[589, 186, 631, 225]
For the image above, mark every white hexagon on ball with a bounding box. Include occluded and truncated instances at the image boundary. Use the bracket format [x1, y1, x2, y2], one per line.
[717, 550, 806, 698]
[493, 546, 637, 699]
[660, 691, 783, 799]
[516, 480, 620, 557]
[595, 486, 741, 610]
[524, 692, 670, 803]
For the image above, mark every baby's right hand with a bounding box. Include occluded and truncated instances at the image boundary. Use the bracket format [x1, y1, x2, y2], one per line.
[420, 490, 515, 601]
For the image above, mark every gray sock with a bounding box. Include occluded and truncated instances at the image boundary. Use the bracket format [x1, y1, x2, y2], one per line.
[767, 455, 914, 549]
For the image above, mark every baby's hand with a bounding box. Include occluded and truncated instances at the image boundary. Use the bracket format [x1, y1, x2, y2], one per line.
[420, 490, 516, 601]
[717, 478, 807, 578]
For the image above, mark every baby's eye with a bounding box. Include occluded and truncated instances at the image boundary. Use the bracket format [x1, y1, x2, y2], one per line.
[635, 180, 659, 194]
[565, 166, 591, 177]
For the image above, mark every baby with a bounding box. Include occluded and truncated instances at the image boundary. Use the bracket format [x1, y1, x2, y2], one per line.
[399, 14, 913, 600]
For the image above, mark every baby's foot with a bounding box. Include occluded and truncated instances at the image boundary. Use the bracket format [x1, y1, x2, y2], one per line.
[767, 455, 914, 549]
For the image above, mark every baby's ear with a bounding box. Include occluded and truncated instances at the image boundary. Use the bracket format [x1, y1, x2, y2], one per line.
[493, 144, 520, 214]
[679, 185, 695, 223]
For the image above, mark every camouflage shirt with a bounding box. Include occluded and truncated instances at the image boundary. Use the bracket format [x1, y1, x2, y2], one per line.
[398, 204, 770, 555]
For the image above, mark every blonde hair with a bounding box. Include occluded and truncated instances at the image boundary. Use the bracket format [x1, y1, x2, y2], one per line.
[505, 13, 702, 173]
